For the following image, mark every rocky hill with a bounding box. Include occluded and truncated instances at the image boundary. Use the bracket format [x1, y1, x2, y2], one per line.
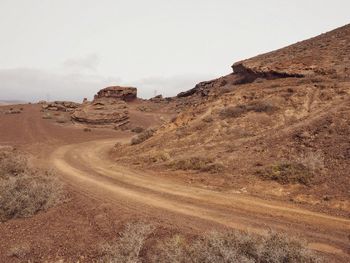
[113, 24, 350, 215]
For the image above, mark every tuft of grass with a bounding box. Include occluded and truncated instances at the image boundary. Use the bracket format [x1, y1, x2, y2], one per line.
[131, 129, 155, 145]
[0, 149, 63, 222]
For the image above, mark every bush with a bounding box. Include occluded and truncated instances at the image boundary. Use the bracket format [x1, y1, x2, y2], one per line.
[220, 105, 248, 118]
[99, 222, 155, 263]
[168, 157, 225, 173]
[0, 149, 63, 222]
[42, 113, 52, 119]
[202, 115, 214, 123]
[131, 127, 145, 133]
[131, 129, 155, 145]
[256, 162, 313, 185]
[154, 230, 320, 263]
[220, 102, 278, 119]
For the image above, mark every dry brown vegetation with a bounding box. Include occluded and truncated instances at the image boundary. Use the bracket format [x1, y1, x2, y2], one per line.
[219, 101, 278, 119]
[168, 157, 225, 173]
[0, 148, 63, 222]
[99, 222, 321, 263]
[131, 128, 156, 145]
[256, 162, 313, 185]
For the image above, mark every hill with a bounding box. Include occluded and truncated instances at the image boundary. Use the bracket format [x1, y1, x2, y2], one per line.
[113, 24, 350, 215]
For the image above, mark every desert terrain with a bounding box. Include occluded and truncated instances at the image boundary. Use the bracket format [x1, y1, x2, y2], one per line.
[0, 24, 350, 262]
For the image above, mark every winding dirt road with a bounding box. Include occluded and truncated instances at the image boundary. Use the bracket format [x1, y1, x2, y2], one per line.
[51, 138, 350, 259]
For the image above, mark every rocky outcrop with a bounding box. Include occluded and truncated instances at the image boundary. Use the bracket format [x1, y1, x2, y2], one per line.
[71, 86, 139, 125]
[232, 24, 350, 78]
[94, 86, 137, 102]
[71, 98, 128, 125]
[42, 101, 80, 112]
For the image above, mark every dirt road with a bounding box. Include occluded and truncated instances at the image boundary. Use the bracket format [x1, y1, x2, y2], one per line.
[51, 138, 350, 258]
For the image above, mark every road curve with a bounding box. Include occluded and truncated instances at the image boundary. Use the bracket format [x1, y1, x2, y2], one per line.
[51, 138, 350, 258]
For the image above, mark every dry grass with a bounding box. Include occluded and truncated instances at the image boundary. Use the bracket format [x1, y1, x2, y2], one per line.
[99, 222, 321, 263]
[154, 230, 320, 263]
[98, 222, 155, 263]
[42, 113, 52, 119]
[0, 149, 63, 222]
[131, 129, 156, 145]
[168, 157, 225, 173]
[220, 102, 278, 119]
[131, 127, 145, 133]
[257, 151, 325, 186]
[256, 162, 313, 185]
[7, 243, 31, 259]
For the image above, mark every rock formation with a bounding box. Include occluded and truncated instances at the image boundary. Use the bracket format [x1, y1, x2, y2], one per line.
[42, 101, 80, 112]
[94, 86, 137, 102]
[72, 86, 137, 126]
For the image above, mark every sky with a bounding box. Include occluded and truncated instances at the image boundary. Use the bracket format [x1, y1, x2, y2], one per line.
[0, 0, 349, 102]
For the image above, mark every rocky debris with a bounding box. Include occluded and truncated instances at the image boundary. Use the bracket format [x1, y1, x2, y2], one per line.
[71, 98, 129, 125]
[94, 86, 137, 102]
[42, 101, 80, 112]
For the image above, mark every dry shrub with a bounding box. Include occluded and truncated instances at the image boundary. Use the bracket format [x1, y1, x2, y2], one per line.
[7, 243, 31, 259]
[202, 115, 214, 123]
[131, 127, 145, 133]
[0, 149, 63, 222]
[42, 113, 52, 119]
[56, 119, 67, 123]
[257, 151, 324, 186]
[220, 102, 278, 119]
[99, 222, 155, 263]
[168, 157, 225, 173]
[154, 230, 320, 263]
[295, 151, 324, 173]
[256, 162, 313, 185]
[131, 129, 155, 145]
[220, 105, 248, 118]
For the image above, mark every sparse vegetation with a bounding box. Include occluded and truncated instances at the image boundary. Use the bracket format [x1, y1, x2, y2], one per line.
[99, 222, 321, 263]
[131, 128, 156, 145]
[98, 222, 155, 263]
[156, 230, 320, 263]
[257, 151, 324, 186]
[202, 115, 214, 123]
[0, 149, 63, 222]
[131, 127, 145, 133]
[168, 157, 225, 173]
[220, 101, 278, 119]
[7, 243, 31, 259]
[42, 113, 52, 119]
[256, 162, 313, 185]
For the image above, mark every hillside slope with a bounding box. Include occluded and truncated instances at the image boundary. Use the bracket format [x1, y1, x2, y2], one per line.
[113, 24, 350, 215]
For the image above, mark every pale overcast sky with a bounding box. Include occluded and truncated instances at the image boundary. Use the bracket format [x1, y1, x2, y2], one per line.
[0, 0, 349, 102]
